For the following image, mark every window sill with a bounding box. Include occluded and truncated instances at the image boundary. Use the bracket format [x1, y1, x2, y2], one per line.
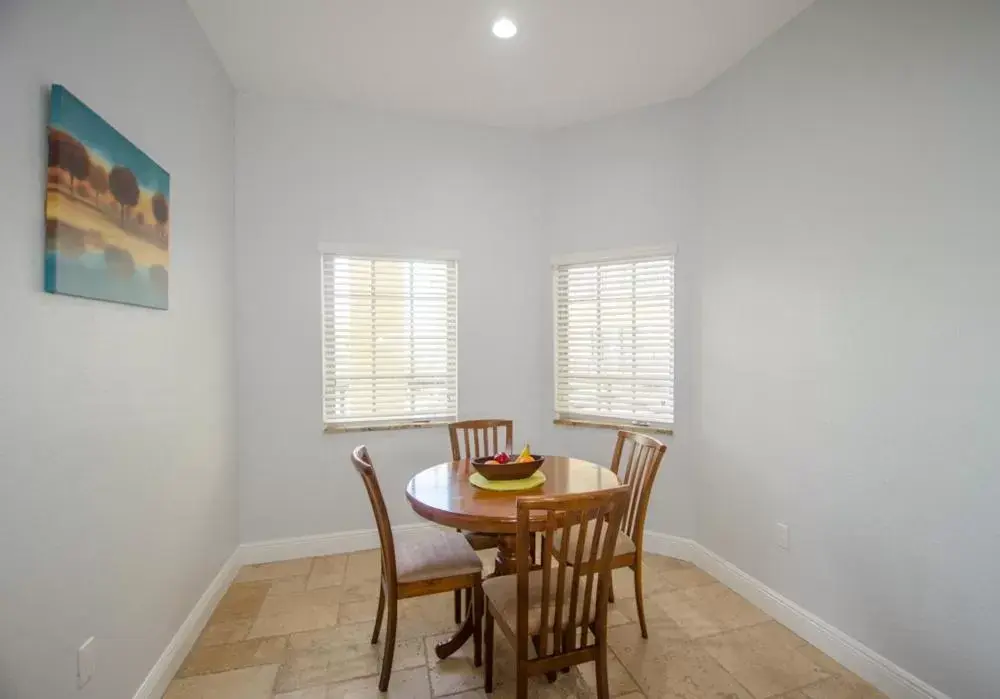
[324, 421, 450, 434]
[553, 418, 674, 436]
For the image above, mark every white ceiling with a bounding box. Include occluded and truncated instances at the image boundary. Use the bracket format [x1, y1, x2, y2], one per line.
[187, 0, 815, 128]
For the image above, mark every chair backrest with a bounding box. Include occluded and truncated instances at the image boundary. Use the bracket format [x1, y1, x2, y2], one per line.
[517, 485, 631, 655]
[448, 419, 514, 460]
[351, 445, 397, 588]
[609, 431, 667, 550]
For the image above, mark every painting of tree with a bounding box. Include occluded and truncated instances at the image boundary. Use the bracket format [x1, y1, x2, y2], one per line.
[109, 165, 139, 227]
[48, 129, 91, 188]
[88, 164, 109, 203]
[44, 85, 170, 310]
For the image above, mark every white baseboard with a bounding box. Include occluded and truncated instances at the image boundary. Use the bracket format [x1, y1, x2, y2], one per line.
[642, 530, 701, 560]
[642, 533, 950, 699]
[236, 522, 433, 566]
[132, 550, 241, 699]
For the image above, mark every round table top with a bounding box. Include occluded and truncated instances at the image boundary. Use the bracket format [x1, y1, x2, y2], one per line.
[405, 455, 621, 534]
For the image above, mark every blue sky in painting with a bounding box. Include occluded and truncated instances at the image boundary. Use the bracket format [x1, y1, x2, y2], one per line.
[49, 85, 169, 195]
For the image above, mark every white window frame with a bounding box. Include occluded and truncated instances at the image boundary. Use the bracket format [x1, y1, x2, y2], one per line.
[320, 245, 460, 432]
[552, 246, 676, 432]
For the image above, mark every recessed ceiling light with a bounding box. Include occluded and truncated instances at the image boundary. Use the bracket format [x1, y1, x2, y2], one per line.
[492, 17, 517, 39]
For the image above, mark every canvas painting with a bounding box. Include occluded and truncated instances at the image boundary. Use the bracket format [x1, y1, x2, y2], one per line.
[45, 85, 169, 309]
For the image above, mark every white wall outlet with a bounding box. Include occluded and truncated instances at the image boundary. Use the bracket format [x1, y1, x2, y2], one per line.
[77, 637, 96, 688]
[776, 522, 790, 550]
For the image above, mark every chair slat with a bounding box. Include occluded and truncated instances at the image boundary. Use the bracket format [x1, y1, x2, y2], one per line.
[448, 420, 514, 461]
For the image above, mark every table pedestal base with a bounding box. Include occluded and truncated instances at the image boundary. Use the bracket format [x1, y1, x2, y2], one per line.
[434, 534, 517, 660]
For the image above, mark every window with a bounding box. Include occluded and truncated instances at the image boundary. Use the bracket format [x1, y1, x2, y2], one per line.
[321, 254, 458, 429]
[554, 250, 675, 429]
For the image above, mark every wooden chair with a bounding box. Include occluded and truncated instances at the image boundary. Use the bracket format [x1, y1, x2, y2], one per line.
[448, 419, 514, 622]
[553, 431, 666, 638]
[351, 445, 484, 691]
[483, 486, 631, 699]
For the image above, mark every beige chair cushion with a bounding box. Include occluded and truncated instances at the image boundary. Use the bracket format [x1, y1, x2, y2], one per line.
[551, 525, 636, 563]
[395, 528, 482, 584]
[483, 569, 600, 634]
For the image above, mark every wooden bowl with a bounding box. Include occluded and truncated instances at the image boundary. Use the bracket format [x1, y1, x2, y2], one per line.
[471, 455, 545, 481]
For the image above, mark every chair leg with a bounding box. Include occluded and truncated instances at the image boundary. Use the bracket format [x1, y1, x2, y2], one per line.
[516, 666, 528, 699]
[595, 634, 610, 699]
[454, 589, 462, 624]
[515, 632, 529, 699]
[473, 584, 483, 668]
[371, 584, 385, 645]
[378, 594, 397, 692]
[609, 578, 615, 603]
[531, 635, 557, 683]
[633, 560, 648, 639]
[560, 627, 574, 673]
[484, 607, 495, 694]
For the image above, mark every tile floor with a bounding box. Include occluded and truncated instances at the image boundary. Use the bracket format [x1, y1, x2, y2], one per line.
[165, 550, 887, 699]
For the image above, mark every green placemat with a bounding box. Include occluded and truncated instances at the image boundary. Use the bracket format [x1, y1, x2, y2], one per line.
[469, 470, 547, 492]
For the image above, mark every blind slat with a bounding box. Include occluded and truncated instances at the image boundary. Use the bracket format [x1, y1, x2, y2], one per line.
[554, 254, 675, 426]
[322, 254, 458, 426]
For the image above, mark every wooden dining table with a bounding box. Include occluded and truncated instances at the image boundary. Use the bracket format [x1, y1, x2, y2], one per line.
[405, 455, 621, 659]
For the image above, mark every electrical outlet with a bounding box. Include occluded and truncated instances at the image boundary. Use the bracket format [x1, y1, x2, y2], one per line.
[78, 637, 96, 688]
[776, 522, 790, 550]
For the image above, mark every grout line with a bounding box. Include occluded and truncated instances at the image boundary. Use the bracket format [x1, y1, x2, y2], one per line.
[608, 644, 646, 698]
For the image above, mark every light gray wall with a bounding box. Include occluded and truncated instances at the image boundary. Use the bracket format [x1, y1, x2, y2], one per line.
[235, 96, 548, 542]
[0, 2, 237, 698]
[696, 1, 1000, 697]
[541, 101, 703, 537]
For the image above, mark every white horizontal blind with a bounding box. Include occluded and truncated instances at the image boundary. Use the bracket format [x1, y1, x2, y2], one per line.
[322, 255, 458, 427]
[555, 253, 674, 427]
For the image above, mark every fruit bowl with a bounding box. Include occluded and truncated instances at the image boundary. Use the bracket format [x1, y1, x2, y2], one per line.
[471, 455, 545, 481]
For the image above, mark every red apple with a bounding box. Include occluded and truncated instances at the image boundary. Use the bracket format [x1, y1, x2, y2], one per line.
[495, 452, 510, 464]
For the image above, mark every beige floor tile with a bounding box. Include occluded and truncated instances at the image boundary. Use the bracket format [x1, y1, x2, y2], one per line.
[609, 595, 677, 629]
[397, 593, 463, 641]
[275, 665, 433, 699]
[208, 581, 272, 624]
[162, 664, 279, 699]
[652, 583, 771, 638]
[795, 644, 870, 685]
[341, 550, 383, 602]
[270, 575, 310, 594]
[344, 549, 381, 581]
[611, 567, 641, 599]
[274, 623, 425, 693]
[177, 636, 288, 678]
[338, 597, 380, 626]
[235, 558, 313, 583]
[657, 566, 718, 590]
[259, 586, 343, 616]
[196, 618, 253, 647]
[699, 622, 830, 697]
[608, 621, 751, 699]
[615, 694, 646, 699]
[246, 586, 344, 638]
[578, 649, 641, 697]
[611, 562, 681, 600]
[424, 631, 484, 696]
[800, 675, 887, 699]
[308, 555, 349, 590]
[247, 605, 340, 639]
[273, 687, 328, 699]
[644, 555, 694, 571]
[437, 691, 488, 699]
